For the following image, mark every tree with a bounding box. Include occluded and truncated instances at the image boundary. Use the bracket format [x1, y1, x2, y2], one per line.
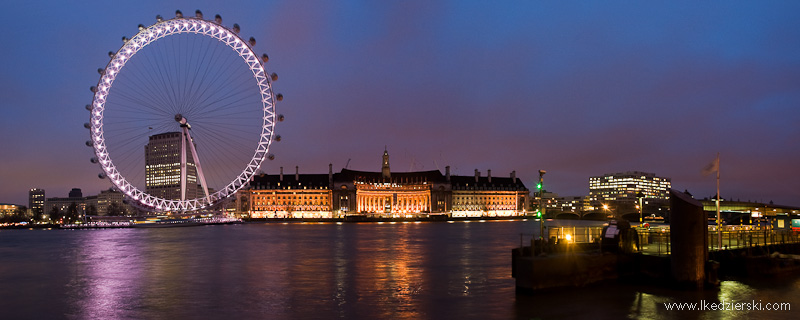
[107, 202, 123, 216]
[49, 206, 61, 223]
[65, 202, 79, 224]
[86, 204, 98, 216]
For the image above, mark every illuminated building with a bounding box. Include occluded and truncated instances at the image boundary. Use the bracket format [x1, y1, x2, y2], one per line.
[241, 166, 333, 219]
[450, 169, 528, 217]
[339, 168, 450, 216]
[589, 171, 671, 215]
[0, 203, 22, 217]
[145, 132, 199, 200]
[540, 194, 596, 214]
[589, 171, 670, 202]
[237, 150, 529, 218]
[29, 188, 45, 218]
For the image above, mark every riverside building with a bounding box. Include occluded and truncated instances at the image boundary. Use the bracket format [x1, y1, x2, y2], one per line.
[589, 171, 671, 215]
[237, 150, 529, 218]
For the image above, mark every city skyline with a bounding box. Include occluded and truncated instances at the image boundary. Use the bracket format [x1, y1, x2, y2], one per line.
[1, 0, 799, 206]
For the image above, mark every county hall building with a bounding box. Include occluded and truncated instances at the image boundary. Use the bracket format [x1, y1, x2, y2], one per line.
[236, 150, 529, 218]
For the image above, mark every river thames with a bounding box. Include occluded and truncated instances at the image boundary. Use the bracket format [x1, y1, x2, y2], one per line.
[1, 220, 797, 319]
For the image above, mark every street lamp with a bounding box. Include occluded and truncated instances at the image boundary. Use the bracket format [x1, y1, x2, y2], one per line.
[538, 170, 546, 241]
[636, 191, 645, 227]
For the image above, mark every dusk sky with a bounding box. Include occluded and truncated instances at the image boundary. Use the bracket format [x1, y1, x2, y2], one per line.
[1, 0, 799, 206]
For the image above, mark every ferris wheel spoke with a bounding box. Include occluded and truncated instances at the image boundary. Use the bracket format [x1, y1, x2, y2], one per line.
[183, 38, 226, 114]
[109, 88, 174, 116]
[183, 36, 216, 113]
[190, 81, 259, 116]
[115, 44, 177, 113]
[183, 55, 244, 115]
[145, 39, 181, 114]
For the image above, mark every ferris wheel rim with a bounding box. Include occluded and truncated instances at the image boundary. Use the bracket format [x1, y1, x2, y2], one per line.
[89, 16, 276, 212]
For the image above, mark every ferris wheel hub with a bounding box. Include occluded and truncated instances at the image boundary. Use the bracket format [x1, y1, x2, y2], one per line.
[175, 114, 189, 127]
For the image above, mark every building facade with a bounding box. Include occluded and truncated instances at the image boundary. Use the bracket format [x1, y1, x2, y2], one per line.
[29, 188, 45, 219]
[237, 150, 529, 218]
[145, 132, 199, 201]
[45, 188, 87, 220]
[589, 171, 670, 202]
[0, 204, 22, 217]
[450, 169, 528, 217]
[589, 171, 671, 215]
[240, 166, 333, 219]
[91, 188, 136, 216]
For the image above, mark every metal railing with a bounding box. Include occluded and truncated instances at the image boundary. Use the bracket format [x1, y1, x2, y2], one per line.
[519, 227, 800, 256]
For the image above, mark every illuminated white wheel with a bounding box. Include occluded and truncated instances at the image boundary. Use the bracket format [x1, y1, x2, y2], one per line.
[87, 10, 282, 212]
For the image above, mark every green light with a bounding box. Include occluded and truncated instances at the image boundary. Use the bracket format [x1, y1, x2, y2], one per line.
[536, 183, 542, 190]
[536, 210, 542, 218]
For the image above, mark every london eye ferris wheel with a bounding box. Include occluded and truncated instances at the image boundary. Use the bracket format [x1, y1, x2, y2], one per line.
[86, 10, 283, 212]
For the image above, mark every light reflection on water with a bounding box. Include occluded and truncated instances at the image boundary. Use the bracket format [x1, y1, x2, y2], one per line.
[1, 221, 799, 319]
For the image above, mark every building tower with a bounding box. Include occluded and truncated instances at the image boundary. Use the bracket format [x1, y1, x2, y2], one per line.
[29, 188, 45, 219]
[145, 132, 198, 200]
[381, 147, 391, 180]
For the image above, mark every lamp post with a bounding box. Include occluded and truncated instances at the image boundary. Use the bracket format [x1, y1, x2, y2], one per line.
[538, 170, 546, 241]
[637, 191, 645, 227]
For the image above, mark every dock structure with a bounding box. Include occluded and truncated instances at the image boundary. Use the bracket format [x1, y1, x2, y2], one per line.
[512, 190, 800, 292]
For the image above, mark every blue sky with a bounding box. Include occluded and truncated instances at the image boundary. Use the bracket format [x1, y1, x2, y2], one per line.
[1, 0, 799, 206]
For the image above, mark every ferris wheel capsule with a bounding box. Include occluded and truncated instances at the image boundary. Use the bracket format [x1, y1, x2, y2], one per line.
[277, 114, 285, 121]
[249, 37, 256, 46]
[90, 86, 97, 93]
[261, 53, 269, 63]
[108, 51, 115, 58]
[271, 73, 278, 81]
[195, 10, 203, 19]
[156, 15, 163, 22]
[214, 14, 222, 24]
[275, 135, 281, 142]
[138, 24, 145, 31]
[98, 172, 107, 179]
[233, 23, 240, 33]
[84, 123, 91, 129]
[85, 140, 93, 147]
[90, 157, 98, 164]
[97, 68, 105, 75]
[267, 154, 275, 160]
[122, 36, 129, 43]
[276, 93, 283, 101]
[175, 10, 183, 18]
[85, 104, 92, 111]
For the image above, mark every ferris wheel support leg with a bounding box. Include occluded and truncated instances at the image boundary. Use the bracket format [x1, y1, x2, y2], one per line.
[181, 128, 188, 204]
[184, 128, 212, 205]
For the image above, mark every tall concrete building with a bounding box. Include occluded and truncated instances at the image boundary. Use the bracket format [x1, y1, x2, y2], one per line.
[29, 188, 45, 218]
[145, 132, 198, 200]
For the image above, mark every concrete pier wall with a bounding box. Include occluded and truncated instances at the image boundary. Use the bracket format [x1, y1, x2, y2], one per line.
[669, 190, 708, 288]
[513, 253, 620, 292]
